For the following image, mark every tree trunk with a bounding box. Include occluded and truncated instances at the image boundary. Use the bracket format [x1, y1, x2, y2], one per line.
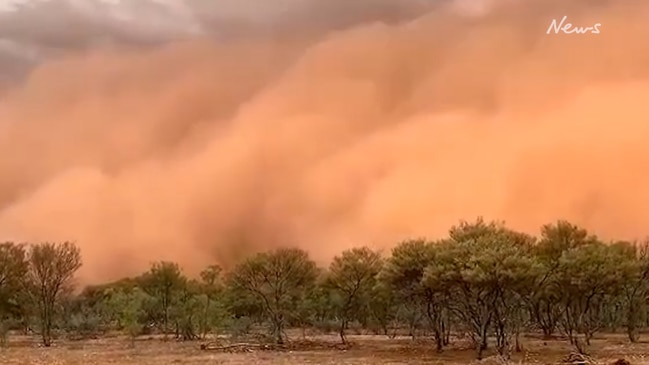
[628, 324, 639, 343]
[481, 326, 489, 350]
[43, 325, 51, 347]
[42, 305, 52, 347]
[202, 297, 211, 339]
[443, 316, 451, 346]
[182, 320, 197, 341]
[542, 327, 552, 339]
[476, 342, 485, 360]
[574, 336, 587, 355]
[339, 319, 348, 344]
[434, 327, 443, 352]
[408, 310, 417, 340]
[274, 314, 285, 345]
[163, 305, 169, 341]
[426, 300, 443, 353]
[627, 304, 640, 343]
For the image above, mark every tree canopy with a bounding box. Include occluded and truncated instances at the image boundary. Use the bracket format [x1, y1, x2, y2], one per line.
[1, 219, 649, 359]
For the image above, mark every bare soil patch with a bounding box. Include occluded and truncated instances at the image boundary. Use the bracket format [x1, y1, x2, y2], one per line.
[0, 333, 648, 364]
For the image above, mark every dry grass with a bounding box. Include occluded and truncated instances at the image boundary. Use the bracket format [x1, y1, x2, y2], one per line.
[0, 333, 648, 364]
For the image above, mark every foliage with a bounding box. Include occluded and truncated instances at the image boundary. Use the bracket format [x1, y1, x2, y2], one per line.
[326, 247, 383, 344]
[106, 287, 151, 344]
[226, 248, 318, 344]
[139, 261, 187, 339]
[26, 241, 82, 347]
[5, 219, 649, 360]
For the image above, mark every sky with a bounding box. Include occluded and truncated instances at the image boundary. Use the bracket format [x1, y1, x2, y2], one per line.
[0, 0, 440, 84]
[0, 0, 648, 284]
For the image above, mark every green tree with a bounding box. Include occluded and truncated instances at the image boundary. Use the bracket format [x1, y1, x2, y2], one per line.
[172, 279, 203, 341]
[226, 248, 318, 344]
[0, 242, 28, 345]
[293, 270, 330, 338]
[106, 287, 150, 346]
[60, 293, 103, 340]
[555, 240, 626, 353]
[425, 219, 536, 359]
[380, 239, 445, 350]
[197, 265, 223, 339]
[305, 275, 337, 334]
[26, 241, 82, 347]
[530, 220, 596, 338]
[139, 261, 187, 340]
[326, 247, 383, 344]
[614, 240, 649, 342]
[366, 281, 399, 338]
[482, 230, 537, 357]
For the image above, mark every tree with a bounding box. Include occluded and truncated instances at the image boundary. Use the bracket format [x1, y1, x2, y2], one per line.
[326, 247, 383, 344]
[0, 242, 28, 311]
[530, 220, 596, 338]
[139, 261, 187, 340]
[172, 280, 202, 341]
[226, 248, 318, 344]
[27, 241, 82, 347]
[197, 265, 223, 338]
[380, 239, 446, 350]
[614, 240, 649, 342]
[293, 270, 330, 338]
[60, 292, 103, 340]
[482, 231, 537, 357]
[554, 240, 626, 353]
[425, 219, 536, 359]
[106, 287, 150, 346]
[14, 217, 649, 355]
[0, 242, 28, 345]
[366, 281, 399, 338]
[304, 274, 337, 334]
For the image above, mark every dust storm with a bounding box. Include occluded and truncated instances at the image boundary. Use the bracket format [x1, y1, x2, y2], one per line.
[0, 0, 648, 283]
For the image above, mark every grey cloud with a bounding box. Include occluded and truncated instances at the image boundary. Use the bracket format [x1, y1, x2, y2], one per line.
[0, 0, 442, 85]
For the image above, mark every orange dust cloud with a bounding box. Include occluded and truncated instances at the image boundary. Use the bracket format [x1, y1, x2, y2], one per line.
[0, 0, 648, 283]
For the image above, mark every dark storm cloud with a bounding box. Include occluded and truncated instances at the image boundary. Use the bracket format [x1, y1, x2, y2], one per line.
[0, 0, 441, 85]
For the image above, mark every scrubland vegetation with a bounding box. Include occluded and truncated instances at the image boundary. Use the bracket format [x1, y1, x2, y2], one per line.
[1, 218, 649, 364]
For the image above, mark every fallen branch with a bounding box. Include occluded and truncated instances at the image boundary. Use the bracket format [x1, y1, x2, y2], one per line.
[199, 340, 353, 352]
[560, 352, 600, 365]
[202, 343, 259, 350]
[200, 342, 286, 352]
